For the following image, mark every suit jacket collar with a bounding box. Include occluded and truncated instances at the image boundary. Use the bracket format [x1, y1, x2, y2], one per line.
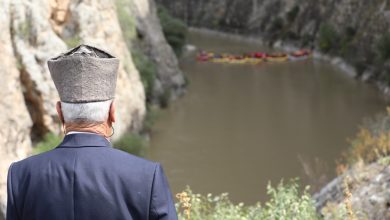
[57, 133, 112, 148]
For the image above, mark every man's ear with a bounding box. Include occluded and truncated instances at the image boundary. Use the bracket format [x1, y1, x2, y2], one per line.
[56, 101, 65, 124]
[109, 101, 116, 123]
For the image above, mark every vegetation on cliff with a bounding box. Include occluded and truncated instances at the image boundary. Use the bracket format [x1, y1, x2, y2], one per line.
[131, 49, 157, 102]
[157, 5, 188, 56]
[33, 133, 62, 155]
[114, 0, 188, 154]
[342, 107, 390, 166]
[113, 133, 148, 157]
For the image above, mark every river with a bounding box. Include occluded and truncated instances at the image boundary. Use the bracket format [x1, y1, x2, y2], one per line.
[147, 30, 388, 204]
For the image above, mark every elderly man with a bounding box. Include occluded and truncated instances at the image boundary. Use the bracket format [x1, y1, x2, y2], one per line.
[6, 45, 177, 220]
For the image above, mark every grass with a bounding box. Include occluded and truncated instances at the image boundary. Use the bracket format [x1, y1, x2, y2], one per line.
[113, 133, 148, 157]
[32, 132, 62, 155]
[157, 4, 188, 56]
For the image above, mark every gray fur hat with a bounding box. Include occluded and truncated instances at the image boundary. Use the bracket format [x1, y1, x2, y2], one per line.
[48, 44, 119, 103]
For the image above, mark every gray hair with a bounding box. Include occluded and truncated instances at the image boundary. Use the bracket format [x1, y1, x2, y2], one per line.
[61, 100, 112, 123]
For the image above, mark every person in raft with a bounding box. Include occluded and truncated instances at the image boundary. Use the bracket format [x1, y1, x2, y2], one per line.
[6, 45, 178, 220]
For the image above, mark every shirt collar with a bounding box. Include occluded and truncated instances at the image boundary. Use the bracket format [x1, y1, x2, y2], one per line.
[66, 131, 96, 135]
[57, 133, 112, 148]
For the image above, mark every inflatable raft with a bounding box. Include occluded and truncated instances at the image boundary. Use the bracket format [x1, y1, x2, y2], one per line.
[196, 49, 311, 64]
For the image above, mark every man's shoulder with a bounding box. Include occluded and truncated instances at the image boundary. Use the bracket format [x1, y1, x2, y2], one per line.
[11, 150, 56, 169]
[12, 147, 158, 172]
[104, 147, 158, 167]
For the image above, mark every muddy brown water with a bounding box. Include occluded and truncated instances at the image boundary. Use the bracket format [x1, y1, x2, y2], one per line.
[147, 30, 388, 204]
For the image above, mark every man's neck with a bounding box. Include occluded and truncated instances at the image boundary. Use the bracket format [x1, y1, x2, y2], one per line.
[64, 122, 112, 138]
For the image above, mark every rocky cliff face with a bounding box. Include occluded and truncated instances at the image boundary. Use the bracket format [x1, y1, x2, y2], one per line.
[132, 0, 186, 102]
[10, 0, 146, 140]
[0, 0, 32, 216]
[158, 0, 390, 91]
[0, 0, 183, 217]
[314, 161, 390, 219]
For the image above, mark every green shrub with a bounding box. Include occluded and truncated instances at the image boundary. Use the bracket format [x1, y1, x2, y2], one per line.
[17, 21, 31, 40]
[176, 179, 321, 220]
[157, 4, 188, 56]
[270, 17, 284, 33]
[261, 180, 320, 219]
[113, 133, 148, 157]
[339, 27, 357, 57]
[64, 35, 82, 49]
[301, 34, 313, 47]
[33, 133, 62, 155]
[158, 89, 171, 108]
[318, 24, 340, 53]
[377, 32, 390, 60]
[143, 104, 161, 132]
[286, 5, 300, 22]
[283, 31, 299, 40]
[116, 0, 136, 47]
[131, 49, 157, 101]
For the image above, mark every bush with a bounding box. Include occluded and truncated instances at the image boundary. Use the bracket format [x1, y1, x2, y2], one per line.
[64, 35, 82, 49]
[158, 89, 171, 108]
[286, 5, 300, 22]
[345, 107, 390, 164]
[377, 32, 390, 61]
[143, 104, 161, 132]
[301, 34, 313, 47]
[17, 21, 31, 40]
[270, 17, 284, 33]
[131, 49, 157, 101]
[157, 4, 188, 56]
[318, 24, 340, 53]
[176, 179, 320, 220]
[33, 133, 62, 155]
[113, 133, 148, 157]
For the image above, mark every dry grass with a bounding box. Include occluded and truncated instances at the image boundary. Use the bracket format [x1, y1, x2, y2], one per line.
[176, 192, 192, 220]
[344, 107, 390, 165]
[343, 176, 357, 220]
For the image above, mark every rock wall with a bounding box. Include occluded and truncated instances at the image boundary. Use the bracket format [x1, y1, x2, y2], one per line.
[132, 0, 186, 102]
[0, 0, 32, 217]
[0, 0, 183, 217]
[313, 161, 390, 219]
[157, 0, 390, 91]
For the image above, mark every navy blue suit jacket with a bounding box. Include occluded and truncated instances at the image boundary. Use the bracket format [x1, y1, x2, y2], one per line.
[6, 133, 178, 220]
